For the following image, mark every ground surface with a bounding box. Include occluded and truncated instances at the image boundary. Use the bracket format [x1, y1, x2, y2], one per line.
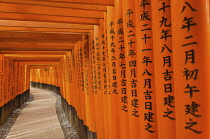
[0, 87, 79, 139]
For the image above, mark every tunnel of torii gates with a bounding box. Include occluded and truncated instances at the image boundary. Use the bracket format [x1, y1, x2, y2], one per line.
[0, 0, 210, 139]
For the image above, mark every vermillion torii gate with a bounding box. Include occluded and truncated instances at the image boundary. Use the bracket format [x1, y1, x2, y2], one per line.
[0, 0, 210, 139]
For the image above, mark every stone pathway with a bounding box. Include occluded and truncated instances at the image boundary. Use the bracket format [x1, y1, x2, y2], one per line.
[0, 93, 34, 139]
[6, 87, 65, 139]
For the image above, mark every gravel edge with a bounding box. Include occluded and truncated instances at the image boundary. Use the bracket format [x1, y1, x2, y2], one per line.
[0, 93, 34, 139]
[47, 90, 80, 139]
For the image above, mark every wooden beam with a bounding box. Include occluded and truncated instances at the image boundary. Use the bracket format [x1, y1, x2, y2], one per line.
[0, 26, 91, 34]
[0, 31, 83, 41]
[29, 65, 59, 69]
[0, 38, 78, 44]
[1, 0, 107, 11]
[13, 59, 61, 62]
[7, 57, 61, 62]
[0, 20, 94, 30]
[26, 0, 114, 6]
[5, 55, 64, 58]
[24, 62, 60, 65]
[28, 64, 59, 65]
[0, 51, 67, 55]
[0, 12, 100, 25]
[1, 42, 75, 46]
[0, 3, 104, 19]
[7, 57, 62, 62]
[0, 44, 75, 51]
[28, 64, 59, 68]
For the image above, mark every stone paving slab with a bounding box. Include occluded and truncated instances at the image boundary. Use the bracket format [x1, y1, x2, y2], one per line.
[6, 88, 65, 139]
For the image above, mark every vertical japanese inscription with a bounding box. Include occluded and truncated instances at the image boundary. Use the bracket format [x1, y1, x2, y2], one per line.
[91, 39, 97, 94]
[125, 8, 139, 117]
[89, 38, 94, 94]
[0, 55, 3, 106]
[101, 32, 108, 95]
[83, 43, 90, 95]
[79, 48, 84, 92]
[109, 21, 118, 95]
[117, 18, 128, 112]
[140, 0, 155, 133]
[157, 0, 175, 121]
[95, 37, 102, 93]
[180, 1, 201, 134]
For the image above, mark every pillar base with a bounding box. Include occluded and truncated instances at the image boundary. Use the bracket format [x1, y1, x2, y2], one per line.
[0, 89, 30, 126]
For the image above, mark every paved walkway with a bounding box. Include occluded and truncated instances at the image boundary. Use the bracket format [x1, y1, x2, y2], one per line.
[6, 87, 65, 139]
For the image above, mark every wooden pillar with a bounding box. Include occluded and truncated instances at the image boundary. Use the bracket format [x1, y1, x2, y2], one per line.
[123, 0, 141, 138]
[100, 13, 110, 139]
[0, 55, 4, 107]
[135, 0, 158, 138]
[150, 0, 176, 138]
[88, 31, 97, 132]
[107, 5, 122, 139]
[114, 0, 130, 138]
[171, 0, 210, 138]
[82, 36, 96, 132]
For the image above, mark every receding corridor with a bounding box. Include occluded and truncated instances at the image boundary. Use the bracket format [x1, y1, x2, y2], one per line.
[0, 0, 209, 139]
